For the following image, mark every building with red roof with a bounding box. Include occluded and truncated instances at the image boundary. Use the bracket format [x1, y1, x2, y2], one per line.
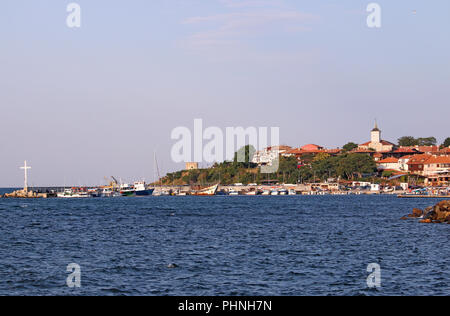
[301, 144, 324, 151]
[407, 154, 433, 175]
[377, 157, 400, 171]
[358, 122, 396, 153]
[423, 155, 450, 186]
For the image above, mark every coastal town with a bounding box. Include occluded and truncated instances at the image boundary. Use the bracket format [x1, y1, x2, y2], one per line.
[251, 122, 450, 187]
[1, 123, 449, 199]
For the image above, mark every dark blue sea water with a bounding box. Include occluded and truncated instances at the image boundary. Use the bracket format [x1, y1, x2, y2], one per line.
[0, 191, 448, 296]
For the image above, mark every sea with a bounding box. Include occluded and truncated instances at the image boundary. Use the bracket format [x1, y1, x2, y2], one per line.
[0, 189, 448, 296]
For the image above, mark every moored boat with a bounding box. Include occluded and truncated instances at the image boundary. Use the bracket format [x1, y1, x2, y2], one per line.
[191, 184, 219, 196]
[57, 188, 90, 198]
[120, 183, 135, 197]
[134, 182, 154, 196]
[101, 187, 120, 197]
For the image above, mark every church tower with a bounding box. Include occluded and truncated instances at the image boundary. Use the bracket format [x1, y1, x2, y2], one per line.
[371, 121, 381, 144]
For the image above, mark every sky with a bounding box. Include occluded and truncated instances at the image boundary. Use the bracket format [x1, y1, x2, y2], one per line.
[0, 0, 449, 187]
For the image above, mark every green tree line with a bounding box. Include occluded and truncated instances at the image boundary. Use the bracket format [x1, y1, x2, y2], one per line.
[162, 146, 377, 185]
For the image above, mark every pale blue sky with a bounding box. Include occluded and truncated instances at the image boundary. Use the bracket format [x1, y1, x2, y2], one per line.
[1, 0, 449, 187]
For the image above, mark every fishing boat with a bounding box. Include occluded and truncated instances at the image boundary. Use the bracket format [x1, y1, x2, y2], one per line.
[57, 188, 90, 198]
[120, 183, 135, 197]
[88, 188, 101, 198]
[191, 184, 219, 196]
[134, 182, 154, 196]
[101, 187, 120, 197]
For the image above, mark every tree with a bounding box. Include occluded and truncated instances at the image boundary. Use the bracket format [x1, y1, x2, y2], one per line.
[342, 142, 358, 152]
[278, 156, 298, 173]
[398, 136, 418, 147]
[442, 137, 450, 148]
[335, 154, 376, 180]
[417, 137, 437, 146]
[398, 136, 437, 147]
[233, 145, 257, 168]
[313, 152, 330, 162]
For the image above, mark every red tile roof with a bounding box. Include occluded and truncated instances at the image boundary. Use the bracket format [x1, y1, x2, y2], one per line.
[301, 144, 323, 151]
[424, 156, 450, 164]
[359, 140, 395, 146]
[418, 146, 440, 153]
[285, 147, 341, 155]
[377, 157, 399, 164]
[394, 147, 420, 153]
[407, 154, 433, 165]
[353, 149, 375, 153]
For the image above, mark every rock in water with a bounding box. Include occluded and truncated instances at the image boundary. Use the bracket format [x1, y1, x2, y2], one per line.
[407, 200, 450, 224]
[412, 208, 423, 217]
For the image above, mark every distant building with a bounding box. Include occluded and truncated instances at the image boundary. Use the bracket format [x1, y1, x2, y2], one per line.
[423, 156, 450, 174]
[398, 155, 413, 172]
[358, 122, 395, 152]
[407, 154, 432, 176]
[252, 145, 292, 166]
[185, 162, 199, 170]
[377, 157, 400, 171]
[283, 145, 341, 161]
[440, 147, 450, 155]
[301, 144, 324, 151]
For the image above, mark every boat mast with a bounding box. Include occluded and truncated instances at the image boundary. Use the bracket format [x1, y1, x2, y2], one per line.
[154, 152, 161, 187]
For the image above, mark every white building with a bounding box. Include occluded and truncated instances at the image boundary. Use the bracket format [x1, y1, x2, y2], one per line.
[376, 157, 401, 171]
[358, 122, 395, 152]
[398, 156, 412, 172]
[252, 146, 292, 166]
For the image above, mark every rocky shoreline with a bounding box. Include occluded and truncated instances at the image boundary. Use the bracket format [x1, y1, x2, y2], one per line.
[402, 200, 450, 224]
[0, 190, 48, 199]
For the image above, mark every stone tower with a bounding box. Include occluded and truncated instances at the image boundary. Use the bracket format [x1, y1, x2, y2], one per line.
[371, 121, 381, 144]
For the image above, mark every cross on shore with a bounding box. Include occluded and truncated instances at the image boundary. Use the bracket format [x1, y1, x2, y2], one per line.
[20, 161, 31, 192]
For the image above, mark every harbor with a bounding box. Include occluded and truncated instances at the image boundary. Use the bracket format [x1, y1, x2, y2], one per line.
[1, 157, 449, 199]
[2, 183, 449, 199]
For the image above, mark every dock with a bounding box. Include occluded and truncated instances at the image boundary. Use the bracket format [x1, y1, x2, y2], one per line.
[398, 195, 450, 199]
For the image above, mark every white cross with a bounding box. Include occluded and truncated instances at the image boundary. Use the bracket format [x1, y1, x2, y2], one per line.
[20, 161, 31, 192]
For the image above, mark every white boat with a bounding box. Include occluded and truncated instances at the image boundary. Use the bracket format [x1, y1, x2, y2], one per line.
[57, 188, 90, 198]
[88, 188, 101, 197]
[228, 190, 239, 196]
[288, 189, 297, 195]
[271, 190, 279, 196]
[101, 188, 120, 197]
[134, 181, 155, 196]
[261, 190, 270, 196]
[279, 189, 288, 195]
[191, 184, 219, 196]
[120, 183, 135, 196]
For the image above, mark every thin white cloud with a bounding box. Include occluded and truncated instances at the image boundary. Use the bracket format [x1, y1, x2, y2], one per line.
[219, 0, 284, 8]
[181, 2, 318, 52]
